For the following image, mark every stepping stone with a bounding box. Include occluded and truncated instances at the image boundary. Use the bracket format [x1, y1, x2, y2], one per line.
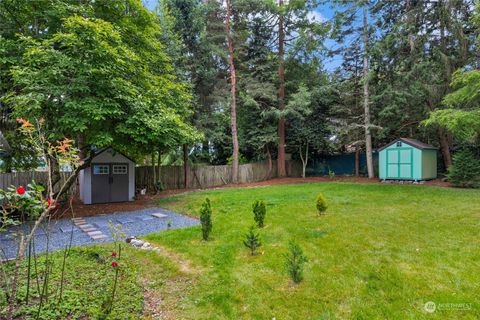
[94, 221, 109, 228]
[81, 227, 97, 233]
[73, 221, 86, 226]
[91, 234, 108, 240]
[151, 213, 168, 218]
[116, 217, 134, 224]
[59, 226, 79, 233]
[140, 216, 155, 221]
[87, 230, 103, 237]
[78, 224, 95, 230]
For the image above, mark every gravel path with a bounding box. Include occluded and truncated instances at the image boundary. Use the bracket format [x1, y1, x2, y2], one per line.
[0, 207, 199, 260]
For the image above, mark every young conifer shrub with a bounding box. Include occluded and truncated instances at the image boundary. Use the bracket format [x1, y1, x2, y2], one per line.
[447, 149, 480, 188]
[200, 198, 212, 240]
[243, 226, 262, 255]
[252, 200, 266, 227]
[316, 192, 328, 215]
[285, 241, 308, 284]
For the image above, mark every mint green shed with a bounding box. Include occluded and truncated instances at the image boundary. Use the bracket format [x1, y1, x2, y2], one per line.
[379, 138, 437, 181]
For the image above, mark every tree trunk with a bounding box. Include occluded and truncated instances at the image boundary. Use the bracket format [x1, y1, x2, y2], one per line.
[277, 0, 286, 177]
[225, 0, 239, 184]
[48, 154, 61, 195]
[157, 147, 161, 190]
[183, 143, 189, 189]
[77, 133, 87, 160]
[406, 0, 415, 55]
[426, 100, 452, 170]
[437, 127, 452, 169]
[436, 0, 453, 170]
[363, 2, 374, 179]
[299, 142, 309, 179]
[355, 145, 360, 177]
[151, 153, 156, 192]
[265, 145, 272, 180]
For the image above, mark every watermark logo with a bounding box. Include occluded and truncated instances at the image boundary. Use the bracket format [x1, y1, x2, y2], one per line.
[424, 301, 436, 313]
[423, 301, 472, 313]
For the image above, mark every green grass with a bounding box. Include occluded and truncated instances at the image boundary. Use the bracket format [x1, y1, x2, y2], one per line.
[144, 182, 480, 319]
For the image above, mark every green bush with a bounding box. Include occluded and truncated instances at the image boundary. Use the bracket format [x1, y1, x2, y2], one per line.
[285, 241, 308, 284]
[328, 169, 335, 179]
[252, 200, 266, 227]
[447, 149, 480, 188]
[243, 226, 262, 255]
[316, 192, 328, 215]
[200, 198, 212, 240]
[226, 153, 248, 165]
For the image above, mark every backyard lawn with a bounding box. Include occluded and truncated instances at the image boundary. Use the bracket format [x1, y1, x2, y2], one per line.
[144, 182, 480, 319]
[3, 182, 479, 319]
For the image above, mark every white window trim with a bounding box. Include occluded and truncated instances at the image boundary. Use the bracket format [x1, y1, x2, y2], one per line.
[112, 164, 128, 175]
[93, 165, 109, 175]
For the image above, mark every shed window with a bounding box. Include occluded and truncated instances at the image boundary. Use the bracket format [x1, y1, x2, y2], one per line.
[113, 165, 128, 174]
[396, 141, 402, 147]
[93, 165, 109, 175]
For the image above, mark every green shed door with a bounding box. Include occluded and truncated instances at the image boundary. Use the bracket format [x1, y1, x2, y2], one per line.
[386, 148, 413, 179]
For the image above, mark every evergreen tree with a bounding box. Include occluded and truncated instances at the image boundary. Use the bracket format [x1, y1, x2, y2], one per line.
[252, 200, 267, 228]
[447, 149, 480, 188]
[200, 198, 213, 240]
[285, 241, 308, 284]
[243, 226, 262, 255]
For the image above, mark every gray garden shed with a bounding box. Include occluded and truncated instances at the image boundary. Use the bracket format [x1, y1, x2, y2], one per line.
[79, 148, 135, 204]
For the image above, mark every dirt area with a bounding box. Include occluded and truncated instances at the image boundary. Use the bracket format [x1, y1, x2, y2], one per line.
[53, 176, 451, 219]
[128, 245, 199, 320]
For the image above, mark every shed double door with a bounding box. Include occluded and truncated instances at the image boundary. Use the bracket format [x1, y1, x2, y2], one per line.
[386, 148, 413, 179]
[91, 163, 129, 204]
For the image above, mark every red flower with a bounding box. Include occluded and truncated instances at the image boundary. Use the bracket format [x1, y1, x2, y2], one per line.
[111, 251, 117, 257]
[47, 198, 58, 208]
[16, 186, 26, 195]
[111, 261, 118, 268]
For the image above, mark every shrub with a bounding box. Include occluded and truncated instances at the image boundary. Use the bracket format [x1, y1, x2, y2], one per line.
[316, 192, 328, 215]
[252, 200, 266, 228]
[227, 153, 248, 165]
[285, 241, 308, 284]
[328, 169, 335, 179]
[243, 226, 262, 255]
[200, 198, 212, 240]
[447, 149, 480, 188]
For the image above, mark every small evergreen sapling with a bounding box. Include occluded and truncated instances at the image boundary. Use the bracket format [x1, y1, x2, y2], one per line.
[252, 200, 266, 227]
[316, 192, 328, 215]
[200, 198, 212, 240]
[285, 241, 308, 284]
[243, 226, 262, 255]
[447, 149, 480, 188]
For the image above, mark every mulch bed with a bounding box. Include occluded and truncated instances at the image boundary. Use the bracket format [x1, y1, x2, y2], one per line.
[51, 176, 452, 219]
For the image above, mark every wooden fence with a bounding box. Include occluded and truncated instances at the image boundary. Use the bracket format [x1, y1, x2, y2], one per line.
[135, 160, 302, 190]
[0, 171, 73, 191]
[0, 161, 302, 192]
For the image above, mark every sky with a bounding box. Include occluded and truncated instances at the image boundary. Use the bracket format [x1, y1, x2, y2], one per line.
[142, 0, 344, 72]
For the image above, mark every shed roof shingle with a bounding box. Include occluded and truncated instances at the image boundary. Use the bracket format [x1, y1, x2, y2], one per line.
[378, 138, 437, 151]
